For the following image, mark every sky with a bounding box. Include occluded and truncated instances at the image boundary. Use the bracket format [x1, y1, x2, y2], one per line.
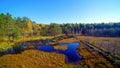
[0, 0, 120, 24]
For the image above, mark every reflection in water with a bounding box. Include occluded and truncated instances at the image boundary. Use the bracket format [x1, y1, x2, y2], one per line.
[5, 44, 24, 54]
[21, 44, 24, 51]
[38, 42, 81, 64]
[6, 48, 15, 54]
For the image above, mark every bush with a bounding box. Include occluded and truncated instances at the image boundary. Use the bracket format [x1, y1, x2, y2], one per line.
[13, 43, 24, 53]
[114, 60, 120, 68]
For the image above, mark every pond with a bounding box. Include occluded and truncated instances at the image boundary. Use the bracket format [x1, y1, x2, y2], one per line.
[0, 41, 82, 64]
[38, 42, 82, 64]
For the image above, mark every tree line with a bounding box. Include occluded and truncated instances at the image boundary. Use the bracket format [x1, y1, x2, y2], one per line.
[0, 13, 62, 41]
[0, 13, 120, 41]
[60, 23, 120, 37]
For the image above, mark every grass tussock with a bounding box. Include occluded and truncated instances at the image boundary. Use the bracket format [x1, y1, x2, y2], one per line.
[53, 46, 68, 50]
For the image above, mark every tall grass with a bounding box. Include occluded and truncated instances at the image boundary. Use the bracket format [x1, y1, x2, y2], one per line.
[0, 42, 14, 52]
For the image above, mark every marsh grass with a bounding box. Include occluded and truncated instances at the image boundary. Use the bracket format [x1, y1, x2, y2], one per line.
[58, 36, 113, 68]
[0, 35, 115, 68]
[0, 42, 14, 52]
[0, 50, 73, 68]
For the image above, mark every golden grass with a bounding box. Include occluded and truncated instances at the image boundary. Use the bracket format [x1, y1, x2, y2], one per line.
[0, 50, 73, 68]
[53, 46, 68, 50]
[77, 36, 120, 58]
[0, 43, 14, 52]
[58, 38, 78, 44]
[14, 36, 53, 43]
[77, 36, 120, 46]
[55, 37, 113, 67]
[78, 42, 113, 68]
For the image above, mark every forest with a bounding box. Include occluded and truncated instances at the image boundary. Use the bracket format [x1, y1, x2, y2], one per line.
[0, 13, 120, 42]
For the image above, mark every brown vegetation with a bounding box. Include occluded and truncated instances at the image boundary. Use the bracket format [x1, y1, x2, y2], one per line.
[56, 36, 114, 68]
[53, 46, 68, 50]
[0, 36, 115, 68]
[0, 50, 72, 68]
[58, 38, 78, 44]
[78, 42, 113, 68]
[77, 36, 120, 59]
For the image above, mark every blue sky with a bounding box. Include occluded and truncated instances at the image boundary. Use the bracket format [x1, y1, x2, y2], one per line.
[0, 0, 120, 24]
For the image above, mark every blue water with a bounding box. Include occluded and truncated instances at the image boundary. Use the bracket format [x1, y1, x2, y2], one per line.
[5, 48, 15, 54]
[38, 42, 81, 64]
[1, 41, 81, 64]
[5, 44, 24, 54]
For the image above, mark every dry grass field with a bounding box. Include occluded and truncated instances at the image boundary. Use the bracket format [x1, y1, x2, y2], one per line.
[77, 36, 120, 58]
